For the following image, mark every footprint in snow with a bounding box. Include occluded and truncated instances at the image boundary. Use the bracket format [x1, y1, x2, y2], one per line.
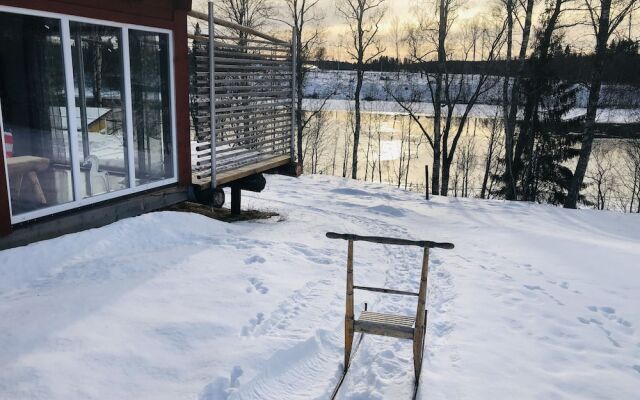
[244, 255, 266, 265]
[241, 312, 265, 336]
[588, 306, 633, 329]
[368, 204, 405, 217]
[230, 366, 243, 388]
[199, 377, 230, 400]
[522, 284, 564, 306]
[198, 366, 244, 400]
[247, 278, 268, 294]
[578, 306, 633, 348]
[600, 306, 615, 315]
[287, 242, 332, 264]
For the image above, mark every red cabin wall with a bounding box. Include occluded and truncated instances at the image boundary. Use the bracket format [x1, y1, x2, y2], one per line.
[0, 0, 192, 236]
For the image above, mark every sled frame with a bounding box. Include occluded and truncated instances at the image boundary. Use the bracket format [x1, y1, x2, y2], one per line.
[326, 232, 454, 384]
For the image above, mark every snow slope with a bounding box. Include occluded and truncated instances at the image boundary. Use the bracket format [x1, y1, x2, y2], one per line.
[0, 175, 639, 399]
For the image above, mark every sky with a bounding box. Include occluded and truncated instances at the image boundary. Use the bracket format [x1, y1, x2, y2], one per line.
[192, 0, 640, 61]
[315, 0, 488, 59]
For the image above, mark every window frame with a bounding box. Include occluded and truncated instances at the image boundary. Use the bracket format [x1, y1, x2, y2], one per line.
[0, 5, 178, 224]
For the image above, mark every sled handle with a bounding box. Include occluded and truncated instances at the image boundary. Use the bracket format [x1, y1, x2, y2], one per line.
[326, 232, 454, 250]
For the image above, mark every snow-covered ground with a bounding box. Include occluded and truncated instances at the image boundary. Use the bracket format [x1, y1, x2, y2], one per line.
[1, 175, 639, 399]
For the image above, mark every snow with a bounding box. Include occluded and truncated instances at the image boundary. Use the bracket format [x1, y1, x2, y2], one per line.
[1, 175, 639, 399]
[304, 70, 640, 111]
[304, 99, 640, 124]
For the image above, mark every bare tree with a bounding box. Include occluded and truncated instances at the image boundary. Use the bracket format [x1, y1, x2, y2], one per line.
[460, 122, 478, 197]
[514, 0, 580, 201]
[437, 21, 504, 196]
[214, 0, 274, 30]
[303, 110, 330, 173]
[565, 0, 639, 208]
[337, 0, 386, 179]
[363, 109, 383, 181]
[390, 16, 404, 78]
[393, 115, 414, 188]
[280, 0, 332, 169]
[388, 3, 504, 196]
[342, 105, 355, 177]
[480, 112, 504, 199]
[586, 144, 617, 210]
[621, 139, 640, 212]
[502, 0, 536, 200]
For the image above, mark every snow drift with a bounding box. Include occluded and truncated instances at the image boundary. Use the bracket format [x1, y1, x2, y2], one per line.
[0, 175, 638, 399]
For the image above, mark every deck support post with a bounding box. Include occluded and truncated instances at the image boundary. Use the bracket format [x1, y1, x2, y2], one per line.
[344, 239, 355, 371]
[231, 186, 241, 215]
[413, 247, 429, 381]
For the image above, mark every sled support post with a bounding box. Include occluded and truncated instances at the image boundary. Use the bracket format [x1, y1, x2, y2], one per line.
[413, 247, 429, 380]
[344, 239, 355, 371]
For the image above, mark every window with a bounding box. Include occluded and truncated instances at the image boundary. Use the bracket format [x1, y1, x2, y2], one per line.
[0, 7, 176, 223]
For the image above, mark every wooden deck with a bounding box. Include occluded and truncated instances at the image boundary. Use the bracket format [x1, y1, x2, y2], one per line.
[192, 155, 291, 189]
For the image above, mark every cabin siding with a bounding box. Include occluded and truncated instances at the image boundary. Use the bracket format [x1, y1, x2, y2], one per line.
[174, 7, 192, 187]
[0, 0, 186, 27]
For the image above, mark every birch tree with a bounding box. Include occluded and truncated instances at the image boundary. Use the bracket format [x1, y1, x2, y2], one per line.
[337, 0, 386, 179]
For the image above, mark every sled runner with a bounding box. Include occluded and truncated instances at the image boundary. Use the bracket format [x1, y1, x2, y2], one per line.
[326, 232, 454, 399]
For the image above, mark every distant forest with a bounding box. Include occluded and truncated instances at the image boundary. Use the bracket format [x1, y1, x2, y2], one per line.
[315, 39, 640, 85]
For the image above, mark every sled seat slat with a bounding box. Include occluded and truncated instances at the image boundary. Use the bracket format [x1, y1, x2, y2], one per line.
[354, 311, 416, 340]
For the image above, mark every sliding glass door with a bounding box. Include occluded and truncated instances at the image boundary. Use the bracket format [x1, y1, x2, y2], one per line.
[129, 30, 174, 184]
[0, 12, 75, 215]
[70, 22, 129, 198]
[0, 7, 176, 223]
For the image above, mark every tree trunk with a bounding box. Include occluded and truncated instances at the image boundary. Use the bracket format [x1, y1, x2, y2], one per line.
[502, 0, 515, 200]
[352, 68, 364, 179]
[481, 119, 498, 199]
[514, 0, 563, 197]
[433, 74, 442, 195]
[378, 129, 382, 183]
[503, 0, 534, 200]
[295, 25, 305, 169]
[565, 0, 611, 209]
[364, 119, 371, 181]
[441, 157, 452, 196]
[432, 0, 447, 195]
[481, 146, 493, 199]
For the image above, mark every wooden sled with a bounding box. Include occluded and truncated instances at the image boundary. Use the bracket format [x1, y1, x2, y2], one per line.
[326, 232, 455, 399]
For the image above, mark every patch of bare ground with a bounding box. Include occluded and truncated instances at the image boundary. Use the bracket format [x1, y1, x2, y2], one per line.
[163, 202, 281, 223]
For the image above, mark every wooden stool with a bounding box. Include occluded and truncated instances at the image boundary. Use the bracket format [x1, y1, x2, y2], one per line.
[326, 232, 454, 381]
[7, 156, 50, 205]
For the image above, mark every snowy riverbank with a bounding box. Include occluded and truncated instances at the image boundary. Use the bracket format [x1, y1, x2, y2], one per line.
[304, 70, 640, 111]
[1, 175, 639, 399]
[303, 98, 640, 124]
